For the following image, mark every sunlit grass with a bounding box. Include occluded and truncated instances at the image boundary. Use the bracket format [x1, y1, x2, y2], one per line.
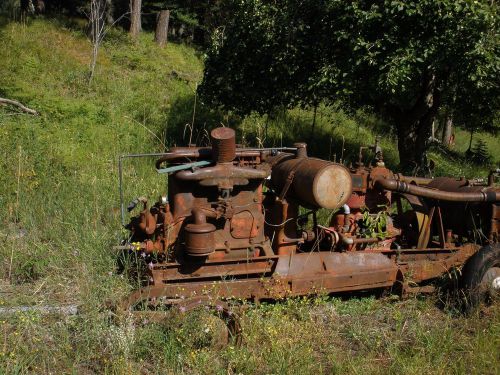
[0, 17, 498, 374]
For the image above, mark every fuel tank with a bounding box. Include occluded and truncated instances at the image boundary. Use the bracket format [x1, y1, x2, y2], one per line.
[270, 156, 352, 209]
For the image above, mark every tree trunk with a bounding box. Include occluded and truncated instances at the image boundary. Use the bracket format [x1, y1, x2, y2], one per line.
[467, 128, 474, 152]
[20, 0, 29, 12]
[35, 0, 45, 13]
[89, 0, 105, 42]
[394, 74, 440, 172]
[105, 0, 114, 24]
[441, 114, 453, 147]
[129, 0, 142, 38]
[155, 10, 170, 47]
[88, 0, 107, 84]
[20, 0, 34, 16]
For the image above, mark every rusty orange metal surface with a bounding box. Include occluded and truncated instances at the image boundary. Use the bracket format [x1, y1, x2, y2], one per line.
[120, 126, 499, 313]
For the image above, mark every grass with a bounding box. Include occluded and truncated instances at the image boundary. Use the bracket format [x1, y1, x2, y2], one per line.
[0, 17, 498, 374]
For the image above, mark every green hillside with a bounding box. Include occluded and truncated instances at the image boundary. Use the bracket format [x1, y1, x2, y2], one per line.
[0, 19, 498, 374]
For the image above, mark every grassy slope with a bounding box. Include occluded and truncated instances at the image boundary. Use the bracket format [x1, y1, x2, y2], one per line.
[0, 18, 498, 374]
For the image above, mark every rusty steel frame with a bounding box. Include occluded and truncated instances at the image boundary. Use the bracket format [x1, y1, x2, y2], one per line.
[117, 127, 499, 322]
[132, 244, 478, 301]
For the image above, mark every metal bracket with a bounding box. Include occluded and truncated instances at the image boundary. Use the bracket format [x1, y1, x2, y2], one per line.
[278, 158, 307, 201]
[279, 171, 296, 201]
[156, 160, 212, 174]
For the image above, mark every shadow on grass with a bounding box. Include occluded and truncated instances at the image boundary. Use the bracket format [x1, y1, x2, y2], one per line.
[164, 94, 230, 147]
[165, 95, 398, 168]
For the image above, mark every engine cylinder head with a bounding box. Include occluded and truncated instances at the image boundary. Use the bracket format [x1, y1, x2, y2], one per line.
[211, 127, 236, 163]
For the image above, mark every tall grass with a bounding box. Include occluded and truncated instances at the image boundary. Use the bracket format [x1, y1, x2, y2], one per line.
[0, 18, 498, 374]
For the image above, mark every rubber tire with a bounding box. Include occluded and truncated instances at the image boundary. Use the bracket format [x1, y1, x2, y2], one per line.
[460, 244, 500, 312]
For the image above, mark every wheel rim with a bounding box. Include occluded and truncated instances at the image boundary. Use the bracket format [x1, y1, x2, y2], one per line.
[481, 266, 500, 296]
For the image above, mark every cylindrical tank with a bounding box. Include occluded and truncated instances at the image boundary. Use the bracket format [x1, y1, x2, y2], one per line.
[211, 127, 236, 163]
[271, 157, 352, 209]
[184, 222, 216, 256]
[184, 207, 217, 256]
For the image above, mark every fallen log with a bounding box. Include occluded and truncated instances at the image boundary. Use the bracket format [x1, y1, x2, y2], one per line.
[0, 305, 78, 316]
[0, 97, 39, 115]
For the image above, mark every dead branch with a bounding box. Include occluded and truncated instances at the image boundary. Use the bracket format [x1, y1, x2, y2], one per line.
[0, 97, 39, 115]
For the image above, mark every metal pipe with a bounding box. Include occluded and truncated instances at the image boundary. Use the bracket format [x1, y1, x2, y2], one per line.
[339, 234, 380, 245]
[156, 160, 212, 174]
[176, 165, 269, 181]
[119, 156, 124, 226]
[155, 147, 298, 169]
[374, 177, 500, 202]
[396, 174, 433, 186]
[192, 207, 217, 224]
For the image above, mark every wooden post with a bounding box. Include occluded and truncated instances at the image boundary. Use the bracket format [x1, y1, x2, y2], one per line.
[129, 0, 142, 38]
[155, 10, 170, 47]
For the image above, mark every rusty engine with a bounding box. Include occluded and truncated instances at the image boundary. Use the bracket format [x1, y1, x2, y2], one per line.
[118, 126, 500, 322]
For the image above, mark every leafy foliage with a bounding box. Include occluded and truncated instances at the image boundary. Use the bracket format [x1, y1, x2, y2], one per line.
[199, 0, 499, 168]
[360, 208, 388, 240]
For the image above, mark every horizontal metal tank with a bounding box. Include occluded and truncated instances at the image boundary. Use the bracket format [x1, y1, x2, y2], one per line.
[271, 154, 352, 209]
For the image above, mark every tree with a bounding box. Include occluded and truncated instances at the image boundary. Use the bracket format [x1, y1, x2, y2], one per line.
[129, 0, 142, 38]
[199, 0, 499, 170]
[87, 0, 107, 83]
[154, 9, 170, 46]
[471, 139, 492, 165]
[85, 0, 129, 83]
[441, 114, 453, 147]
[143, 0, 232, 46]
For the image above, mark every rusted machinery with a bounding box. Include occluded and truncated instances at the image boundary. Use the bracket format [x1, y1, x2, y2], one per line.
[117, 127, 499, 341]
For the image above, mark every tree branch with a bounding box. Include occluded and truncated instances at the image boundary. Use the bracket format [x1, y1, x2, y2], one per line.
[0, 98, 39, 115]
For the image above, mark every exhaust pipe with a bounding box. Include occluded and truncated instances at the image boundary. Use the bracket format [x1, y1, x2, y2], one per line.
[374, 177, 499, 202]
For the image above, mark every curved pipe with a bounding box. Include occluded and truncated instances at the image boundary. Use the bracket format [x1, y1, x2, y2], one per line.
[396, 174, 433, 186]
[374, 177, 500, 202]
[138, 210, 157, 235]
[192, 207, 217, 224]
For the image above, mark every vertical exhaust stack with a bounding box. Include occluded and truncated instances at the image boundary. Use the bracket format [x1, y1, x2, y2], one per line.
[211, 127, 236, 163]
